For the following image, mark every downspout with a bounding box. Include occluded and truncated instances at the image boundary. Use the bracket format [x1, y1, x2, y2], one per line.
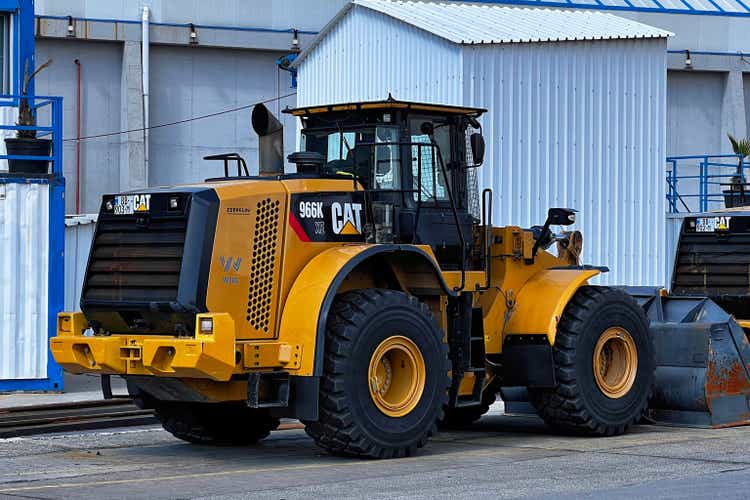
[74, 59, 81, 213]
[141, 6, 149, 185]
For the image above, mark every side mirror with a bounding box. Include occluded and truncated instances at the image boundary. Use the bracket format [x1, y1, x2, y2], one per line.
[470, 133, 485, 167]
[547, 208, 577, 226]
[530, 207, 578, 260]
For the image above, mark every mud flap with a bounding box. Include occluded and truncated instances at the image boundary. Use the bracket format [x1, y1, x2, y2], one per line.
[635, 294, 750, 428]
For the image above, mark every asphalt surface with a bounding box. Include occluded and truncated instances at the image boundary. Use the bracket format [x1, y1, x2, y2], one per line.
[1, 411, 749, 499]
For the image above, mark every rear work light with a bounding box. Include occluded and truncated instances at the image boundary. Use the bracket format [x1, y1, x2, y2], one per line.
[199, 317, 213, 334]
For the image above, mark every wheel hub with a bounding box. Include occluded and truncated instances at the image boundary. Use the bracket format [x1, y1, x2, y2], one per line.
[368, 336, 426, 417]
[593, 327, 638, 399]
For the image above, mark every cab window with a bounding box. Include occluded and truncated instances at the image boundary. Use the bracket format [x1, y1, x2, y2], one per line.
[374, 127, 400, 190]
[302, 126, 400, 189]
[410, 118, 451, 202]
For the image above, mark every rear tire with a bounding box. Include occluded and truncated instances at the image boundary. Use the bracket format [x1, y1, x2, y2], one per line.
[303, 289, 450, 458]
[528, 286, 654, 436]
[154, 402, 279, 445]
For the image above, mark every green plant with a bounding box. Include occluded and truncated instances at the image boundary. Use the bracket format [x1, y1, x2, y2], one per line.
[728, 133, 750, 178]
[16, 58, 52, 139]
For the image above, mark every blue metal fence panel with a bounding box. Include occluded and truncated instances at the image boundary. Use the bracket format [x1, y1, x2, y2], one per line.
[665, 154, 750, 213]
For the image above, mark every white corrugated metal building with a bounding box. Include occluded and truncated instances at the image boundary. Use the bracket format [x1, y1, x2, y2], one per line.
[295, 0, 671, 286]
[0, 184, 49, 381]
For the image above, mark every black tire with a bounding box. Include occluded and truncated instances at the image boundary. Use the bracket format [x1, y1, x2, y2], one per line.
[303, 289, 450, 458]
[528, 286, 654, 436]
[439, 390, 497, 428]
[154, 402, 279, 445]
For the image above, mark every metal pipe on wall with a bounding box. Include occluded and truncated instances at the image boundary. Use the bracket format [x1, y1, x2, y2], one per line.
[141, 6, 150, 184]
[74, 58, 81, 214]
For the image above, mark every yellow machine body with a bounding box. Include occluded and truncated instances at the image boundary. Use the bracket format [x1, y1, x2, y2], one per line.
[51, 99, 602, 418]
[52, 176, 598, 402]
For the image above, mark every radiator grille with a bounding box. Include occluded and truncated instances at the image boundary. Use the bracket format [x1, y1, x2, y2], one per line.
[83, 215, 187, 304]
[672, 230, 750, 296]
[247, 198, 280, 333]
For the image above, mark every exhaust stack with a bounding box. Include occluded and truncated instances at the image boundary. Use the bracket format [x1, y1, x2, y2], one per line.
[251, 103, 284, 175]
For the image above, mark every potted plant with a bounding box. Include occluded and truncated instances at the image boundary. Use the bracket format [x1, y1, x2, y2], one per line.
[723, 133, 750, 208]
[5, 58, 53, 174]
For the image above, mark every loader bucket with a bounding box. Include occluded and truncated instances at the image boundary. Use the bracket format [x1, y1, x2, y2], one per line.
[634, 294, 750, 428]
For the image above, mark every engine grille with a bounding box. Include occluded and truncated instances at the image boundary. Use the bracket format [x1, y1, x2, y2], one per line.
[83, 215, 187, 304]
[672, 227, 750, 296]
[247, 198, 281, 334]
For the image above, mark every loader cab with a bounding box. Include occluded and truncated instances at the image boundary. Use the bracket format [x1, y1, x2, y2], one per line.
[285, 99, 486, 270]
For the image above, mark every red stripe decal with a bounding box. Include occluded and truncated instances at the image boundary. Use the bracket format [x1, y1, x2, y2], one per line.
[288, 210, 310, 242]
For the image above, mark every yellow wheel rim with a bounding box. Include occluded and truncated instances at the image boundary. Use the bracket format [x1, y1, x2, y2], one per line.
[593, 327, 638, 399]
[368, 336, 426, 417]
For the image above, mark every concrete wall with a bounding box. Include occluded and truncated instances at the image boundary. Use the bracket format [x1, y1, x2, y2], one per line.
[149, 45, 297, 185]
[618, 11, 750, 53]
[34, 0, 347, 32]
[667, 70, 725, 156]
[610, 11, 750, 155]
[34, 39, 122, 213]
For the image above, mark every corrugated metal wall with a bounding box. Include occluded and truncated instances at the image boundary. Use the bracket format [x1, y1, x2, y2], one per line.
[667, 70, 724, 156]
[297, 7, 668, 286]
[0, 184, 49, 379]
[297, 6, 463, 107]
[64, 215, 96, 312]
[463, 38, 668, 286]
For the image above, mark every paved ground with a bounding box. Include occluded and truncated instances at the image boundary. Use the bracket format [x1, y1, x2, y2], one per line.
[1, 407, 749, 499]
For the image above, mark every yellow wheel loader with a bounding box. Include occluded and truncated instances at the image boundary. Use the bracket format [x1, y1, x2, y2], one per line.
[51, 99, 656, 458]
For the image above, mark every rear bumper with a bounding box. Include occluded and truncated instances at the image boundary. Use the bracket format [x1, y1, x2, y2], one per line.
[50, 312, 301, 381]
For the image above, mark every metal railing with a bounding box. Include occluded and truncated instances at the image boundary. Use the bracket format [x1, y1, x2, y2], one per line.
[0, 94, 63, 176]
[666, 154, 750, 213]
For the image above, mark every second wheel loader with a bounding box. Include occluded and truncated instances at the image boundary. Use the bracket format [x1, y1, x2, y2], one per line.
[51, 99, 656, 457]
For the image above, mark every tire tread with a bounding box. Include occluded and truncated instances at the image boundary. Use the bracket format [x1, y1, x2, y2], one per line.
[529, 286, 654, 436]
[304, 289, 450, 458]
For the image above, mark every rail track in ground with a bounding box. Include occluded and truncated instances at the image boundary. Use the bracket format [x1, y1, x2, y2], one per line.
[0, 399, 157, 438]
[0, 399, 306, 438]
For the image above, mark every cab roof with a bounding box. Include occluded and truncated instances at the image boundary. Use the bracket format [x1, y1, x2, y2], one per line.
[284, 97, 487, 118]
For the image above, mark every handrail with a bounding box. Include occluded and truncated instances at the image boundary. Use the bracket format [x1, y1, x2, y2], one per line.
[0, 95, 63, 177]
[666, 154, 750, 213]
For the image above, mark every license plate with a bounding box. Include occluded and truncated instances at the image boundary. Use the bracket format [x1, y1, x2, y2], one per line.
[695, 216, 731, 232]
[113, 194, 151, 215]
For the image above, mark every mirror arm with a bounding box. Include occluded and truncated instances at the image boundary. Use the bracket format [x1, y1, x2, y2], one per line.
[531, 219, 552, 259]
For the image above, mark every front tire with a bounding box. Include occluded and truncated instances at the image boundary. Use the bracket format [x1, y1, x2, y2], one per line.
[304, 289, 450, 458]
[154, 402, 280, 445]
[528, 286, 654, 436]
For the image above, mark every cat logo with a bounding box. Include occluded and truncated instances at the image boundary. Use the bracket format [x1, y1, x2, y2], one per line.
[134, 194, 151, 212]
[331, 202, 363, 235]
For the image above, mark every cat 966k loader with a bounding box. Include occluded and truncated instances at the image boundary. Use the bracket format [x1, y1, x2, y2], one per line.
[51, 99, 656, 457]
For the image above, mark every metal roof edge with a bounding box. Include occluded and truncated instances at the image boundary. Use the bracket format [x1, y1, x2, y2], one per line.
[291, 2, 356, 68]
[293, 1, 673, 67]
